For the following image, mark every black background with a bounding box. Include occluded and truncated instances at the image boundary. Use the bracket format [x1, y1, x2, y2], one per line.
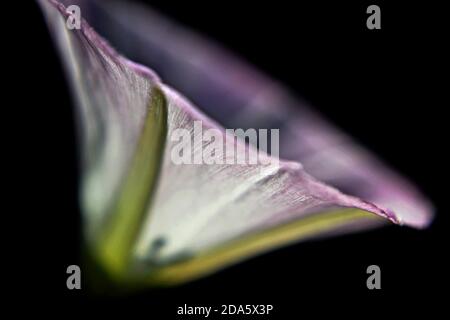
[13, 0, 446, 318]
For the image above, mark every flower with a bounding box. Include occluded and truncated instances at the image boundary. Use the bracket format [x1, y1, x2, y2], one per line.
[38, 0, 433, 287]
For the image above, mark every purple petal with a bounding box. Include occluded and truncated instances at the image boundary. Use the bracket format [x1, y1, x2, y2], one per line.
[38, 0, 434, 284]
[83, 0, 433, 229]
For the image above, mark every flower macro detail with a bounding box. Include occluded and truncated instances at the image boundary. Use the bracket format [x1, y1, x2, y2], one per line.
[38, 0, 434, 287]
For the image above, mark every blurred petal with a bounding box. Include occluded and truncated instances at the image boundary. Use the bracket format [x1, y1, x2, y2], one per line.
[84, 0, 433, 229]
[39, 0, 433, 285]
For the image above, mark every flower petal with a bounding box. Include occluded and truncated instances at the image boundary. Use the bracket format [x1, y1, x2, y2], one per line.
[39, 0, 434, 285]
[83, 0, 433, 230]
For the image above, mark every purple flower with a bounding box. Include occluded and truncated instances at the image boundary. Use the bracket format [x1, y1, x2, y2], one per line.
[38, 0, 433, 286]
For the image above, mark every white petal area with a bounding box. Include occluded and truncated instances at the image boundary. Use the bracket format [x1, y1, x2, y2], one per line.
[134, 87, 393, 263]
[87, 0, 434, 229]
[39, 0, 159, 237]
